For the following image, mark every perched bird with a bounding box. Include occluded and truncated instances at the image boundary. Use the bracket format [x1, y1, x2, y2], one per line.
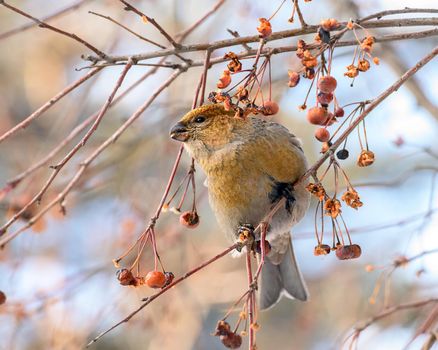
[170, 104, 310, 309]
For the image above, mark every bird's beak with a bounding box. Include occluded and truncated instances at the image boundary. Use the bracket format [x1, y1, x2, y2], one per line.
[170, 122, 189, 142]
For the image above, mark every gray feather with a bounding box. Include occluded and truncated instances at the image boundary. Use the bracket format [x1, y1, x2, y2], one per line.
[259, 238, 308, 310]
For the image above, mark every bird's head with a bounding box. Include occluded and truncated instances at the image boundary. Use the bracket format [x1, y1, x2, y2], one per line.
[170, 104, 251, 161]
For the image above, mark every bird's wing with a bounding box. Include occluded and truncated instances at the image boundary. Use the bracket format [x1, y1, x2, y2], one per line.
[248, 120, 307, 184]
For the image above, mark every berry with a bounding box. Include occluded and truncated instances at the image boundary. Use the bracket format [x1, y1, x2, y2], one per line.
[335, 244, 362, 260]
[317, 92, 333, 105]
[214, 320, 231, 336]
[318, 76, 337, 93]
[220, 333, 242, 349]
[334, 107, 345, 117]
[315, 128, 330, 142]
[287, 71, 300, 87]
[217, 70, 231, 89]
[307, 107, 328, 125]
[314, 244, 331, 256]
[336, 149, 349, 160]
[257, 18, 272, 38]
[145, 271, 166, 288]
[179, 211, 200, 228]
[163, 272, 175, 287]
[262, 101, 279, 115]
[116, 268, 136, 286]
[0, 291, 6, 305]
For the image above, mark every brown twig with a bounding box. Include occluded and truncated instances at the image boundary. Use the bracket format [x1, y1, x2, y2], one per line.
[86, 243, 239, 347]
[119, 0, 181, 49]
[1, 1, 109, 59]
[293, 0, 308, 28]
[0, 68, 102, 144]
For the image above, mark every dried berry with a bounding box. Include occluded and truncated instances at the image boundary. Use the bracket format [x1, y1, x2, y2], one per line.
[117, 268, 136, 286]
[314, 244, 331, 256]
[336, 149, 349, 160]
[262, 101, 279, 115]
[318, 76, 337, 93]
[334, 107, 345, 117]
[236, 86, 249, 101]
[217, 70, 231, 89]
[357, 150, 375, 167]
[361, 36, 375, 53]
[0, 291, 6, 305]
[220, 333, 242, 349]
[373, 57, 380, 65]
[254, 239, 272, 254]
[315, 128, 330, 142]
[180, 211, 200, 228]
[347, 21, 354, 30]
[163, 272, 175, 287]
[321, 142, 331, 153]
[307, 107, 328, 125]
[320, 18, 340, 31]
[341, 189, 363, 209]
[257, 18, 272, 38]
[336, 244, 362, 260]
[317, 92, 333, 105]
[215, 320, 231, 336]
[302, 50, 318, 68]
[306, 183, 326, 201]
[344, 64, 359, 78]
[225, 52, 242, 73]
[358, 59, 370, 72]
[145, 271, 166, 289]
[287, 71, 300, 87]
[324, 198, 341, 218]
[304, 67, 315, 80]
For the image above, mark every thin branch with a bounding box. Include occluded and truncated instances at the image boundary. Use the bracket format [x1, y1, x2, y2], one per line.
[0, 68, 102, 144]
[1, 1, 109, 59]
[0, 0, 93, 41]
[86, 243, 238, 347]
[88, 10, 166, 49]
[83, 16, 438, 64]
[360, 8, 438, 22]
[119, 0, 181, 49]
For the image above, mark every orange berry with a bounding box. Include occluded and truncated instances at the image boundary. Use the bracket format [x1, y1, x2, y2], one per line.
[145, 271, 166, 288]
[179, 211, 200, 228]
[317, 92, 333, 105]
[315, 128, 330, 142]
[313, 244, 331, 256]
[373, 57, 380, 65]
[262, 101, 279, 115]
[287, 71, 300, 87]
[117, 268, 136, 286]
[307, 107, 328, 125]
[320, 18, 340, 31]
[317, 75, 337, 93]
[334, 107, 345, 117]
[217, 70, 231, 89]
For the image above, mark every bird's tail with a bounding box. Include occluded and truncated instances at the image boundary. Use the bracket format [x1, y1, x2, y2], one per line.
[259, 238, 308, 310]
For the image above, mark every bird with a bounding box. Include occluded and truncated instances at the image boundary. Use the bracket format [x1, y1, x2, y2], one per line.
[170, 103, 310, 309]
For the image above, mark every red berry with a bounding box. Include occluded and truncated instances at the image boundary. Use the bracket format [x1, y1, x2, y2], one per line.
[318, 75, 337, 93]
[307, 107, 328, 125]
[179, 211, 200, 228]
[0, 291, 6, 305]
[315, 128, 330, 142]
[220, 333, 242, 349]
[116, 268, 136, 286]
[317, 92, 333, 105]
[334, 107, 345, 117]
[145, 271, 166, 288]
[335, 244, 362, 260]
[262, 100, 279, 115]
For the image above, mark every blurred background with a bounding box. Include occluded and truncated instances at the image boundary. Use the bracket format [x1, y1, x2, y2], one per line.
[0, 0, 437, 349]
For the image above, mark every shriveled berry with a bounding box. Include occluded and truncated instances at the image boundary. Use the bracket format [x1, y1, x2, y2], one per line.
[317, 92, 333, 105]
[262, 101, 279, 115]
[221, 333, 243, 349]
[320, 18, 340, 31]
[180, 211, 200, 228]
[307, 107, 328, 125]
[336, 244, 362, 260]
[315, 128, 330, 142]
[217, 70, 231, 89]
[318, 76, 337, 93]
[334, 107, 345, 117]
[336, 149, 349, 160]
[287, 71, 300, 87]
[145, 271, 166, 288]
[0, 291, 6, 305]
[257, 18, 272, 38]
[117, 268, 136, 286]
[163, 272, 175, 287]
[214, 320, 231, 336]
[305, 67, 315, 80]
[314, 244, 331, 256]
[254, 239, 272, 254]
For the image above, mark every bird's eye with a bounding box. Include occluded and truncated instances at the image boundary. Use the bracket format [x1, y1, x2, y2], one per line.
[194, 115, 206, 123]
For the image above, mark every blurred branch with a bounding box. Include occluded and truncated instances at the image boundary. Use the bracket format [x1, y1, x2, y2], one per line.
[86, 242, 239, 347]
[0, 1, 109, 59]
[360, 8, 438, 21]
[0, 67, 102, 144]
[0, 0, 93, 41]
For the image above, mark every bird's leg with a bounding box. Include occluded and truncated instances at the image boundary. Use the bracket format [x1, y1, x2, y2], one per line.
[235, 224, 255, 252]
